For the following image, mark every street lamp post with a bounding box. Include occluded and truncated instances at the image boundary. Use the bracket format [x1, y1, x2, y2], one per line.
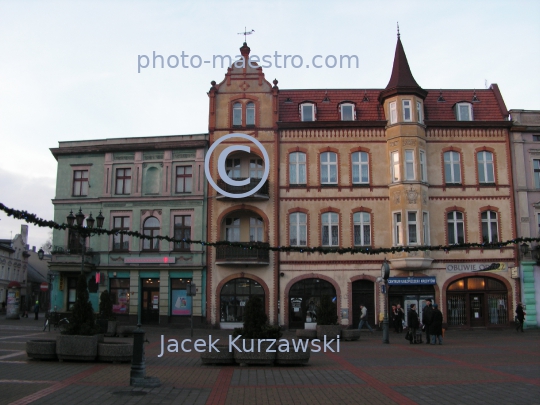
[66, 208, 104, 274]
[380, 259, 390, 344]
[37, 248, 54, 312]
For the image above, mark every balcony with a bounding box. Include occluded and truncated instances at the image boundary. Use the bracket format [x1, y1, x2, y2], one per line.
[388, 250, 433, 271]
[49, 245, 97, 272]
[215, 178, 269, 201]
[215, 242, 270, 266]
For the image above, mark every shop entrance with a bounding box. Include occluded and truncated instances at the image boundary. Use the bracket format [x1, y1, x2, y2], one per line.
[141, 278, 159, 324]
[288, 278, 336, 330]
[388, 285, 435, 326]
[352, 280, 375, 327]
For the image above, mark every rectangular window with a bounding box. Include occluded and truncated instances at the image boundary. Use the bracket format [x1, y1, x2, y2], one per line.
[249, 159, 263, 179]
[448, 211, 465, 244]
[419, 150, 427, 182]
[403, 100, 412, 121]
[115, 168, 131, 195]
[289, 152, 306, 185]
[391, 152, 400, 182]
[249, 217, 264, 242]
[352, 152, 369, 184]
[113, 217, 130, 251]
[353, 212, 371, 246]
[405, 150, 415, 180]
[417, 101, 423, 123]
[423, 212, 430, 245]
[171, 279, 192, 315]
[534, 159, 540, 189]
[478, 151, 495, 183]
[389, 102, 397, 124]
[67, 277, 78, 311]
[174, 215, 191, 251]
[110, 278, 130, 314]
[301, 104, 315, 121]
[289, 213, 307, 246]
[72, 170, 89, 196]
[408, 211, 418, 245]
[457, 103, 473, 121]
[233, 103, 242, 126]
[341, 104, 354, 121]
[322, 212, 339, 246]
[320, 152, 338, 184]
[246, 103, 255, 126]
[533, 135, 540, 142]
[68, 230, 83, 254]
[225, 218, 240, 242]
[444, 151, 461, 184]
[481, 211, 498, 243]
[176, 166, 192, 193]
[226, 159, 241, 179]
[394, 212, 402, 246]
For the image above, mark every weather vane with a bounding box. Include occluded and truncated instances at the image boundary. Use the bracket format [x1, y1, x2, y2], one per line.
[397, 22, 400, 38]
[238, 27, 255, 42]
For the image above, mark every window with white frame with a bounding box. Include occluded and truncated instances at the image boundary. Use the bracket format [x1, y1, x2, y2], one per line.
[447, 211, 465, 244]
[289, 152, 306, 185]
[249, 217, 264, 242]
[300, 103, 315, 121]
[393, 212, 402, 246]
[321, 212, 339, 246]
[416, 101, 423, 123]
[455, 103, 473, 121]
[226, 158, 241, 179]
[289, 212, 307, 246]
[481, 211, 498, 243]
[403, 100, 412, 122]
[353, 212, 371, 246]
[407, 211, 418, 245]
[444, 151, 461, 184]
[249, 159, 263, 179]
[477, 151, 495, 183]
[391, 151, 400, 182]
[246, 102, 255, 126]
[341, 103, 355, 121]
[233, 102, 242, 126]
[352, 152, 369, 184]
[419, 150, 427, 182]
[389, 102, 397, 124]
[533, 159, 540, 189]
[320, 152, 338, 184]
[225, 218, 240, 242]
[422, 212, 430, 245]
[405, 150, 415, 180]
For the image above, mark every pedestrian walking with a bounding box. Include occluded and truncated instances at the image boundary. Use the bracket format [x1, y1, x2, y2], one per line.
[1, 300, 5, 314]
[391, 305, 398, 333]
[358, 304, 374, 333]
[407, 304, 420, 344]
[515, 302, 525, 332]
[430, 304, 443, 345]
[422, 299, 433, 344]
[33, 301, 40, 321]
[396, 304, 405, 333]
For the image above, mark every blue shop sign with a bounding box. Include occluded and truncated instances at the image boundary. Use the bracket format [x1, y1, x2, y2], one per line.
[388, 277, 436, 285]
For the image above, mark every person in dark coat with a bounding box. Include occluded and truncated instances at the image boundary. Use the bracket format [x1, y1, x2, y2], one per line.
[422, 299, 433, 344]
[391, 305, 398, 333]
[396, 304, 405, 333]
[33, 301, 40, 320]
[429, 303, 443, 345]
[407, 304, 420, 344]
[515, 302, 525, 332]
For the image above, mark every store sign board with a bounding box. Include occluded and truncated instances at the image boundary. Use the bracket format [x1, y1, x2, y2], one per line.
[446, 263, 507, 273]
[387, 277, 436, 285]
[124, 257, 176, 264]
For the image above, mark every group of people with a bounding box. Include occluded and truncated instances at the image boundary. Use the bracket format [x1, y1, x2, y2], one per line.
[391, 304, 405, 333]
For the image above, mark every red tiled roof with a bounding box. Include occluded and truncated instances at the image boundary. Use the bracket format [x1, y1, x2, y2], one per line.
[278, 87, 507, 122]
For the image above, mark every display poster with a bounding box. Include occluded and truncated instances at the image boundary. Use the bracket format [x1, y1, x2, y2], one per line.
[171, 289, 191, 315]
[112, 289, 129, 314]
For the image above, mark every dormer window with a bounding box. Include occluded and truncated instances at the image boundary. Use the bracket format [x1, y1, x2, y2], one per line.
[300, 103, 316, 121]
[233, 103, 242, 126]
[246, 102, 255, 126]
[455, 103, 473, 121]
[340, 103, 355, 121]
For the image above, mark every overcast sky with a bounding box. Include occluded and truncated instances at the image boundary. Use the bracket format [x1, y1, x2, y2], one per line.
[1, 0, 539, 249]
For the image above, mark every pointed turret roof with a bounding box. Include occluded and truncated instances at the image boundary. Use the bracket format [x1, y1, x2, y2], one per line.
[379, 35, 427, 102]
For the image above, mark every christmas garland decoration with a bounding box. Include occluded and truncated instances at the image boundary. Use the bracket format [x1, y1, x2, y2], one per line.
[0, 202, 533, 256]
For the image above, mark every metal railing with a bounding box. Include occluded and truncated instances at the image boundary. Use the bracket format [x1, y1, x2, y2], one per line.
[216, 178, 269, 197]
[216, 242, 270, 263]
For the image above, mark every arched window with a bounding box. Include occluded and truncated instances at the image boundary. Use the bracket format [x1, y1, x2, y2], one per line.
[233, 102, 242, 126]
[447, 211, 465, 244]
[288, 278, 336, 329]
[477, 151, 494, 184]
[220, 278, 264, 323]
[322, 212, 339, 246]
[320, 152, 337, 184]
[351, 152, 369, 184]
[289, 212, 307, 246]
[289, 152, 306, 185]
[444, 151, 461, 184]
[481, 211, 498, 243]
[246, 102, 255, 126]
[353, 212, 371, 246]
[142, 216, 160, 251]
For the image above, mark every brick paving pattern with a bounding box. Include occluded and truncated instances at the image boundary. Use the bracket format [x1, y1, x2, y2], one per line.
[1, 317, 539, 405]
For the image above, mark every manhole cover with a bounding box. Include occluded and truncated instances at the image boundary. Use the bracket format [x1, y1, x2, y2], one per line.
[112, 391, 148, 396]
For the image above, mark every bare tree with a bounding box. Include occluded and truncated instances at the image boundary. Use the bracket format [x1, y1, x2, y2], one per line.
[40, 231, 53, 254]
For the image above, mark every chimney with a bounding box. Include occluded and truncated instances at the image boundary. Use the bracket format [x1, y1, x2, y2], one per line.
[21, 225, 28, 245]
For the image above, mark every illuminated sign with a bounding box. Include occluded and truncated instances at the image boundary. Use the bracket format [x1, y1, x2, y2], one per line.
[124, 257, 176, 264]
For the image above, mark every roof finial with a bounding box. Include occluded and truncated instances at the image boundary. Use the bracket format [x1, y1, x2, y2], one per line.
[397, 22, 400, 38]
[238, 27, 255, 43]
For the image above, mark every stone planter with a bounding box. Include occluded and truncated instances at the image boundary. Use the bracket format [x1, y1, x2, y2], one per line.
[200, 344, 234, 365]
[106, 321, 117, 337]
[234, 340, 276, 366]
[98, 342, 132, 363]
[295, 329, 317, 340]
[316, 325, 342, 340]
[341, 329, 361, 341]
[96, 319, 108, 334]
[26, 339, 57, 360]
[118, 325, 137, 337]
[276, 346, 310, 365]
[56, 335, 99, 362]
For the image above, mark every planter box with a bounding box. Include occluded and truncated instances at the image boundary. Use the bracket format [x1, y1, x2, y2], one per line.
[200, 344, 234, 365]
[295, 329, 317, 340]
[96, 319, 108, 334]
[234, 340, 276, 366]
[98, 342, 132, 363]
[106, 321, 117, 337]
[316, 325, 342, 340]
[341, 329, 361, 341]
[56, 335, 99, 362]
[118, 325, 137, 337]
[276, 346, 310, 365]
[26, 340, 57, 361]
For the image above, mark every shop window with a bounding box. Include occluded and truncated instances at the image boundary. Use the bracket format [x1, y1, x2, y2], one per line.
[171, 279, 192, 315]
[110, 278, 130, 314]
[288, 278, 336, 329]
[67, 277, 78, 311]
[220, 278, 264, 323]
[289, 152, 306, 185]
[467, 277, 485, 290]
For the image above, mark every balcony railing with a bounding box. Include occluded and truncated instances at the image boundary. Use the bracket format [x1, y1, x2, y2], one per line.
[52, 246, 94, 255]
[215, 242, 270, 265]
[216, 178, 269, 199]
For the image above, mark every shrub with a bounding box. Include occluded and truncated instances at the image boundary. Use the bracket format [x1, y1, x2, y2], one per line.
[62, 273, 99, 335]
[232, 296, 282, 339]
[98, 289, 116, 321]
[316, 295, 338, 325]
